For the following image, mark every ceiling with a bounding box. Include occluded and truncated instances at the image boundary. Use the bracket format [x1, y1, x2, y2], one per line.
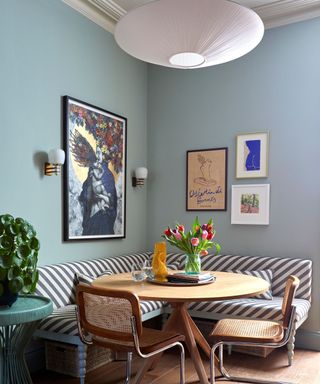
[63, 0, 320, 33]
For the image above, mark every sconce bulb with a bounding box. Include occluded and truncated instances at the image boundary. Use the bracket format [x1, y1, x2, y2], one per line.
[132, 167, 148, 187]
[45, 148, 65, 176]
[135, 167, 148, 179]
[48, 149, 65, 165]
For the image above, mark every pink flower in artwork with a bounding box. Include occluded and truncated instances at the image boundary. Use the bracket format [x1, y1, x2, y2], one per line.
[191, 237, 199, 246]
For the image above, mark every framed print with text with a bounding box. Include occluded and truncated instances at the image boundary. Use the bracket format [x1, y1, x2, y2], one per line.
[186, 147, 228, 211]
[236, 132, 269, 178]
[63, 96, 127, 241]
[231, 184, 270, 225]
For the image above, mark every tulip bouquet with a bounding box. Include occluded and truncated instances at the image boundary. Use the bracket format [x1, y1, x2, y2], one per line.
[162, 216, 221, 274]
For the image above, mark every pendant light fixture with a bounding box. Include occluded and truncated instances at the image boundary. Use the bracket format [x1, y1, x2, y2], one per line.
[114, 0, 264, 69]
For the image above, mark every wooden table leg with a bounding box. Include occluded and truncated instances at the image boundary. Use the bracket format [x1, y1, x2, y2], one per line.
[133, 302, 219, 384]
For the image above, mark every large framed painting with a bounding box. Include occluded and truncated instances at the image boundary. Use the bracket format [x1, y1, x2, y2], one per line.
[236, 132, 269, 178]
[231, 184, 270, 225]
[186, 148, 228, 211]
[63, 96, 127, 241]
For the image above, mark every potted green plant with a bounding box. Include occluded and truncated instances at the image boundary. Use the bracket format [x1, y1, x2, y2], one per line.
[0, 214, 40, 306]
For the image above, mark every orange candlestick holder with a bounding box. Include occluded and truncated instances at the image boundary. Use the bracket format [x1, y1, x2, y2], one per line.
[152, 242, 168, 282]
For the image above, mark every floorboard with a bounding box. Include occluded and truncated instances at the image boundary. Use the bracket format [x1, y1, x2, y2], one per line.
[32, 347, 320, 384]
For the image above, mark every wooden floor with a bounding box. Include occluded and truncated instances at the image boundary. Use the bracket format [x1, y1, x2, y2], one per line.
[32, 347, 320, 384]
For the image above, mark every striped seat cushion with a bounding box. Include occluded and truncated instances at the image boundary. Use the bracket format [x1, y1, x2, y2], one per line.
[38, 300, 164, 336]
[188, 297, 310, 324]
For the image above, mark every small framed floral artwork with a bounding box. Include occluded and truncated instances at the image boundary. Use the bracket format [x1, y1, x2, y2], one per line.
[63, 96, 127, 241]
[231, 184, 270, 225]
[236, 132, 269, 178]
[186, 148, 228, 211]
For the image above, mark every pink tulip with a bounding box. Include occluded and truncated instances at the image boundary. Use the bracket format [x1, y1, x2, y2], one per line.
[174, 232, 182, 240]
[200, 250, 208, 256]
[191, 237, 199, 246]
[202, 230, 208, 239]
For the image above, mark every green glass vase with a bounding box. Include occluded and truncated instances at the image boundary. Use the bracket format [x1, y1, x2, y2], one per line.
[185, 254, 201, 274]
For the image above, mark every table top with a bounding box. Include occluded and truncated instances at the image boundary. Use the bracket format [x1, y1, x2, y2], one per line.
[93, 271, 269, 302]
[0, 295, 53, 326]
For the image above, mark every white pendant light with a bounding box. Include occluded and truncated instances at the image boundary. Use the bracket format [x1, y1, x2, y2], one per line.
[115, 0, 264, 69]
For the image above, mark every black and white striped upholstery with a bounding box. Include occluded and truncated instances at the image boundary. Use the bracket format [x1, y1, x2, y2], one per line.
[35, 258, 112, 309]
[37, 300, 164, 337]
[35, 252, 166, 339]
[199, 254, 312, 301]
[35, 252, 152, 309]
[189, 297, 310, 325]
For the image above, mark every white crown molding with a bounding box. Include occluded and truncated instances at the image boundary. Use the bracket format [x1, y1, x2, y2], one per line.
[87, 0, 126, 20]
[62, 0, 116, 33]
[62, 0, 320, 33]
[254, 0, 320, 29]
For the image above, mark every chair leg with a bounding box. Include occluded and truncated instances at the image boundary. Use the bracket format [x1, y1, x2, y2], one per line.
[124, 352, 133, 384]
[287, 328, 296, 366]
[210, 342, 293, 384]
[178, 343, 186, 384]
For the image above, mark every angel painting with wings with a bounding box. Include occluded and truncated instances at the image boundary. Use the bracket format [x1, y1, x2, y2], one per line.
[70, 129, 117, 236]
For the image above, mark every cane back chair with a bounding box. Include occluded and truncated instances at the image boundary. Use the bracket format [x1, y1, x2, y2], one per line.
[76, 284, 185, 384]
[209, 275, 300, 384]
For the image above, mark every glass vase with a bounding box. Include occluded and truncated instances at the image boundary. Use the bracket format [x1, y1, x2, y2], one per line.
[185, 253, 201, 274]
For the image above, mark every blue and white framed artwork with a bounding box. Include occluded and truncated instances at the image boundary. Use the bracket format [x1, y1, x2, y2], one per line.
[236, 132, 269, 178]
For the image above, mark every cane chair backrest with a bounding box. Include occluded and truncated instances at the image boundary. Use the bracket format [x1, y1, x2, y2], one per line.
[281, 275, 300, 328]
[76, 284, 142, 342]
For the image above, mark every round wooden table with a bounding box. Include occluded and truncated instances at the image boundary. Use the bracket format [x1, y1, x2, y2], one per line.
[94, 271, 269, 384]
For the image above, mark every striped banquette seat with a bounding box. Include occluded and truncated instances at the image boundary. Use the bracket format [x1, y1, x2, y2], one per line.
[34, 252, 311, 381]
[187, 253, 312, 365]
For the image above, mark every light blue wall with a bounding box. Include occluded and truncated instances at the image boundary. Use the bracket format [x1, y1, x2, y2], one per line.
[1, 0, 319, 341]
[0, 0, 148, 265]
[147, 18, 320, 332]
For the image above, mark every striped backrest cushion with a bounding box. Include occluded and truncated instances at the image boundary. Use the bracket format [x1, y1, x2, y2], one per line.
[75, 270, 113, 285]
[230, 270, 273, 300]
[35, 252, 152, 309]
[35, 258, 111, 309]
[201, 254, 312, 300]
[103, 252, 151, 274]
[165, 253, 185, 267]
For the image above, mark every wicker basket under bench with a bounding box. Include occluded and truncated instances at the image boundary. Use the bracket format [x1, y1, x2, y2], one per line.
[45, 341, 113, 377]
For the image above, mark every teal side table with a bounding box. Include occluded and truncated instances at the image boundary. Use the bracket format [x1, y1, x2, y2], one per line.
[0, 295, 53, 384]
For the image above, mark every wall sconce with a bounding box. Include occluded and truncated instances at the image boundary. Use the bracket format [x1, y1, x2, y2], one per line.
[44, 149, 65, 176]
[132, 167, 148, 187]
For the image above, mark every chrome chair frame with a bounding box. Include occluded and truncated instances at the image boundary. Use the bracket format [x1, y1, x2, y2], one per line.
[130, 316, 185, 384]
[210, 307, 297, 384]
[76, 299, 185, 384]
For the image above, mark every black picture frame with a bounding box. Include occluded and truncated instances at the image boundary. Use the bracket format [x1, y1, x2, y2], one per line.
[63, 96, 127, 241]
[186, 147, 228, 211]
